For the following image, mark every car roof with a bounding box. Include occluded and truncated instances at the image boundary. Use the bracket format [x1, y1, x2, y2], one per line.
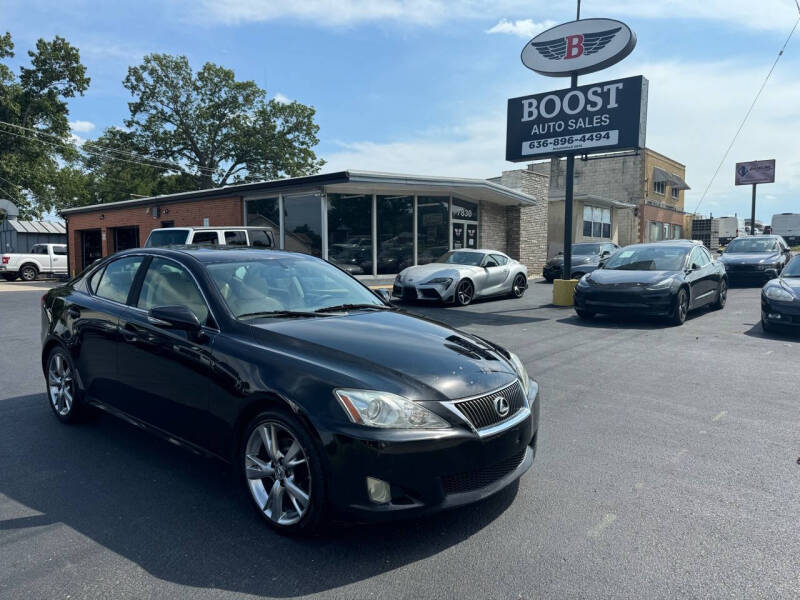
[622, 240, 701, 250]
[150, 226, 273, 231]
[115, 246, 307, 264]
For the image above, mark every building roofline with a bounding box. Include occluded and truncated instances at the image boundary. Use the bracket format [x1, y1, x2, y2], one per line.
[60, 169, 537, 216]
[643, 147, 686, 168]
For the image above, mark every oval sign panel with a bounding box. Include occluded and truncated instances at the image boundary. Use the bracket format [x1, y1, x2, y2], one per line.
[521, 18, 636, 77]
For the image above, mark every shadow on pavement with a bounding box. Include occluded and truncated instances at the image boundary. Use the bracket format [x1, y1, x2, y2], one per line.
[0, 393, 518, 597]
[743, 322, 800, 343]
[556, 308, 708, 331]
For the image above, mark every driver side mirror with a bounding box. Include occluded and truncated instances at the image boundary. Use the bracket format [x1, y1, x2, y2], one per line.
[148, 305, 203, 338]
[375, 288, 393, 304]
[600, 250, 611, 258]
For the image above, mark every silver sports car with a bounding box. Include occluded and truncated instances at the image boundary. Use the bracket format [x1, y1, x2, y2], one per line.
[392, 249, 528, 306]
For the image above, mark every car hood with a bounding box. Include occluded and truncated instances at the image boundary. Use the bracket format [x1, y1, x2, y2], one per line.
[249, 311, 518, 400]
[721, 252, 781, 264]
[778, 277, 800, 293]
[587, 269, 678, 286]
[397, 263, 480, 283]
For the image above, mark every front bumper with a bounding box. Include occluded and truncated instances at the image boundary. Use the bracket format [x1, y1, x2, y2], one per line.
[324, 380, 540, 521]
[392, 279, 456, 303]
[574, 286, 675, 316]
[542, 264, 562, 280]
[724, 266, 779, 285]
[761, 297, 800, 328]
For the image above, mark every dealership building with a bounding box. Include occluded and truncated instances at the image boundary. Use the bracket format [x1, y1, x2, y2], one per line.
[61, 170, 548, 278]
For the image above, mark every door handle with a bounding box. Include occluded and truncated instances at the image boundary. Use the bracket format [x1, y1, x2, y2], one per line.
[121, 323, 139, 343]
[67, 307, 81, 319]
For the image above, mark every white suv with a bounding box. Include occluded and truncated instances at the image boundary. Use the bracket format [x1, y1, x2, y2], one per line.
[144, 226, 275, 249]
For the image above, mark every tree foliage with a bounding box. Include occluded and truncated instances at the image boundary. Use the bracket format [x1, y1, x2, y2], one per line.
[0, 32, 90, 217]
[122, 54, 324, 189]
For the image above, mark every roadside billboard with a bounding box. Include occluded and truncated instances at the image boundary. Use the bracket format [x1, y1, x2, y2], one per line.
[735, 160, 775, 185]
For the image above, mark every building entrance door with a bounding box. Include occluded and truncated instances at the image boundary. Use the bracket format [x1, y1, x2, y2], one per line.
[81, 230, 102, 270]
[452, 221, 478, 250]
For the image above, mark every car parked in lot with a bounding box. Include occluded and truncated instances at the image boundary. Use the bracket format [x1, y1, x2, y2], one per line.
[41, 247, 539, 533]
[1, 243, 67, 281]
[144, 226, 275, 249]
[393, 249, 528, 306]
[542, 242, 619, 282]
[761, 256, 800, 332]
[717, 235, 791, 285]
[574, 240, 727, 325]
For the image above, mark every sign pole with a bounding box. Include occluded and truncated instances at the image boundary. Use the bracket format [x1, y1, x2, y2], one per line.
[751, 183, 757, 235]
[562, 0, 581, 281]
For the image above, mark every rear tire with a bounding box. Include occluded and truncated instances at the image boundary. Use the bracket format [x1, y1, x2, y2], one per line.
[45, 346, 83, 423]
[544, 276, 554, 284]
[576, 309, 595, 320]
[20, 265, 38, 281]
[239, 408, 326, 535]
[670, 288, 689, 326]
[711, 279, 727, 310]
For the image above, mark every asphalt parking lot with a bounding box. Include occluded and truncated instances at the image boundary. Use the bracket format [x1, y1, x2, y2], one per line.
[2, 278, 800, 599]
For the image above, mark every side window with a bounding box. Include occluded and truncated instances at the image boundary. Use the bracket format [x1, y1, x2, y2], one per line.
[94, 257, 143, 304]
[690, 247, 709, 268]
[224, 230, 248, 246]
[88, 266, 106, 294]
[491, 254, 508, 266]
[53, 246, 67, 255]
[250, 229, 273, 248]
[191, 231, 219, 246]
[483, 255, 499, 268]
[137, 257, 210, 325]
[700, 247, 713, 263]
[32, 245, 46, 255]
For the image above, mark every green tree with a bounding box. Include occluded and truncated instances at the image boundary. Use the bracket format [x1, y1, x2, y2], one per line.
[122, 54, 324, 189]
[0, 32, 90, 217]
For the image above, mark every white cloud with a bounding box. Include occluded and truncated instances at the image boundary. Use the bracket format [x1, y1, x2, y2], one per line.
[273, 92, 291, 104]
[323, 57, 800, 219]
[487, 19, 557, 38]
[194, 0, 799, 32]
[69, 120, 95, 133]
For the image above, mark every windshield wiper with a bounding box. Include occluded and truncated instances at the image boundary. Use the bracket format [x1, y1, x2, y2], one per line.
[239, 310, 332, 320]
[314, 303, 393, 313]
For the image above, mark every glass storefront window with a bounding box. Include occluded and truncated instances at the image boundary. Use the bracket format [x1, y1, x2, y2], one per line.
[284, 194, 322, 257]
[246, 197, 280, 230]
[417, 196, 449, 264]
[583, 205, 611, 238]
[327, 193, 373, 276]
[377, 195, 413, 274]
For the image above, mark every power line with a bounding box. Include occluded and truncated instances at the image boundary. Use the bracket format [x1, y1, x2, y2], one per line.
[692, 16, 800, 215]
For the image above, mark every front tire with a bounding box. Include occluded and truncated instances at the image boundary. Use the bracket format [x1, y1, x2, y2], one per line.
[240, 409, 325, 535]
[712, 279, 727, 310]
[670, 288, 689, 326]
[576, 309, 595, 320]
[20, 265, 38, 281]
[510, 274, 527, 298]
[761, 318, 775, 333]
[45, 346, 82, 423]
[455, 279, 474, 306]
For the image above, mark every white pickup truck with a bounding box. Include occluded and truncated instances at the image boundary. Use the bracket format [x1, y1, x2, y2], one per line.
[0, 243, 68, 281]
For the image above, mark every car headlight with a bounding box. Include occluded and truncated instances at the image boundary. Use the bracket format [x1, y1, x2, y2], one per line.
[764, 285, 794, 302]
[576, 274, 590, 288]
[508, 351, 530, 396]
[334, 389, 450, 429]
[646, 277, 674, 290]
[425, 277, 453, 286]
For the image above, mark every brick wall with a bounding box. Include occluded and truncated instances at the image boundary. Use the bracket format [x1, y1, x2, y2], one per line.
[66, 195, 243, 274]
[479, 201, 507, 255]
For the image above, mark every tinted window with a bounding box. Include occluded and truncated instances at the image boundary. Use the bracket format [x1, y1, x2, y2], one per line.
[573, 243, 603, 255]
[94, 257, 143, 304]
[377, 195, 413, 274]
[604, 246, 689, 271]
[490, 254, 508, 266]
[418, 196, 449, 265]
[191, 231, 219, 246]
[137, 258, 209, 324]
[284, 194, 322, 257]
[328, 193, 371, 268]
[53, 246, 67, 255]
[32, 245, 47, 255]
[88, 266, 106, 293]
[691, 247, 710, 268]
[249, 229, 273, 248]
[782, 257, 800, 277]
[146, 230, 189, 247]
[225, 231, 248, 246]
[484, 256, 499, 268]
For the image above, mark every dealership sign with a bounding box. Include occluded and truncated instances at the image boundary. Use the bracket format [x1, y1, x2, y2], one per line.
[521, 19, 636, 77]
[735, 160, 775, 185]
[506, 75, 648, 161]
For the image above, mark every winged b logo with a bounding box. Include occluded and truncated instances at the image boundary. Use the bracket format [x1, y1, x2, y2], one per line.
[530, 27, 621, 61]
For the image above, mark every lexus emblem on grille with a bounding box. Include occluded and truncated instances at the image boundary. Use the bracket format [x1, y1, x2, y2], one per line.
[494, 396, 510, 418]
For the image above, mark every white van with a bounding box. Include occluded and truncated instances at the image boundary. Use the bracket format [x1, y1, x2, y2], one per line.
[770, 213, 800, 245]
[144, 226, 275, 249]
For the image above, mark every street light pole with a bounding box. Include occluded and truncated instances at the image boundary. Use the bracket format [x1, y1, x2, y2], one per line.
[751, 183, 757, 235]
[562, 0, 581, 281]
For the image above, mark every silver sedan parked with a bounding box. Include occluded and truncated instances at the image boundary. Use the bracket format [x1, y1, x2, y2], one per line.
[392, 249, 528, 306]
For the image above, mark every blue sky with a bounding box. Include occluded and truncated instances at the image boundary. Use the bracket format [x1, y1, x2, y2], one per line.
[4, 0, 800, 221]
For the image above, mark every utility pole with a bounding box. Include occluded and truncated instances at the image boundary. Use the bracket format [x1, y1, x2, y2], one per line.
[750, 183, 757, 235]
[562, 0, 581, 280]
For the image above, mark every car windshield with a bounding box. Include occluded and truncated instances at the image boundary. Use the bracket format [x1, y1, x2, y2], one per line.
[437, 251, 485, 266]
[782, 258, 800, 277]
[206, 255, 384, 318]
[724, 238, 778, 253]
[603, 246, 689, 271]
[146, 230, 189, 247]
[572, 243, 603, 256]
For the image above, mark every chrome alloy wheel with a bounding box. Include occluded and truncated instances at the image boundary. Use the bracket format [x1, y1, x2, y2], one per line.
[456, 279, 474, 305]
[512, 274, 526, 298]
[245, 422, 311, 526]
[48, 353, 74, 416]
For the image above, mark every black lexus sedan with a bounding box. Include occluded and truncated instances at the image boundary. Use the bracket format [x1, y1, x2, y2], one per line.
[761, 256, 800, 332]
[718, 235, 792, 285]
[542, 242, 619, 282]
[573, 240, 727, 325]
[41, 247, 538, 533]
